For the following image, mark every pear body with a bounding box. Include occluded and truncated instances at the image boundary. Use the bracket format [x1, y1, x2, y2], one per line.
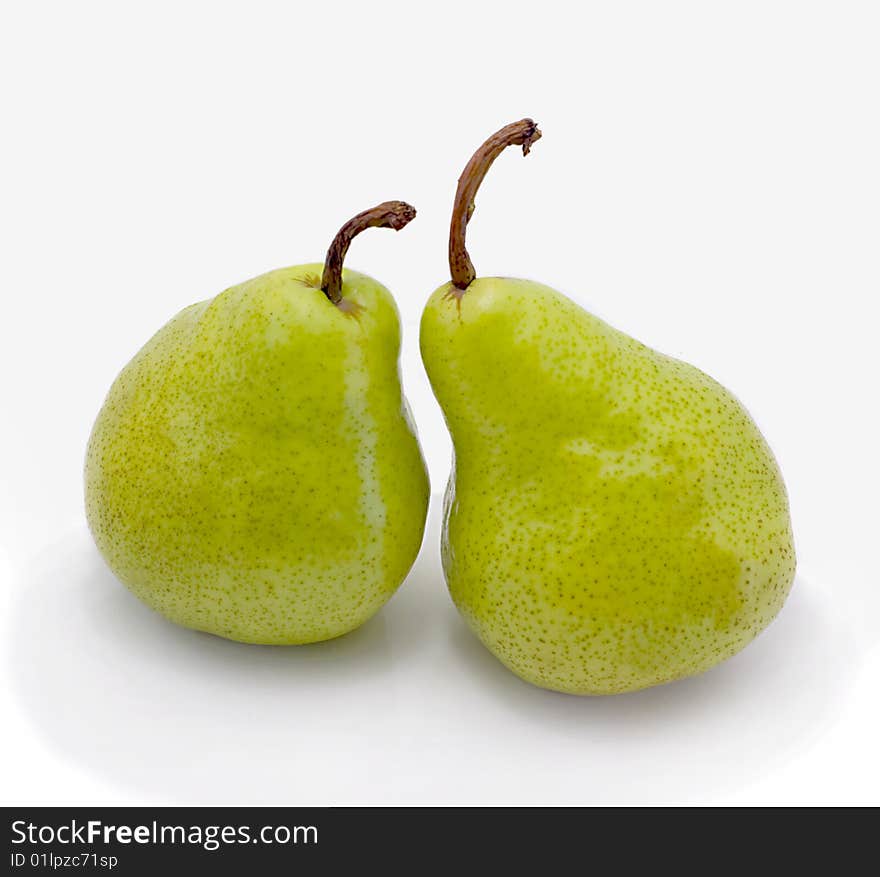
[86, 265, 429, 644]
[420, 277, 795, 694]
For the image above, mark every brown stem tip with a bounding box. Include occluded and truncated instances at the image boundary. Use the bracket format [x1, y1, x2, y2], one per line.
[448, 118, 541, 291]
[321, 200, 416, 305]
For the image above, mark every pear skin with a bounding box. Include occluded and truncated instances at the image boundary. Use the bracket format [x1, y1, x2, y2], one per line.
[86, 205, 429, 644]
[421, 277, 795, 694]
[421, 121, 795, 694]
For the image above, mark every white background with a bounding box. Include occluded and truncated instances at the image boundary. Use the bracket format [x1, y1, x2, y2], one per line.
[2, 1, 878, 805]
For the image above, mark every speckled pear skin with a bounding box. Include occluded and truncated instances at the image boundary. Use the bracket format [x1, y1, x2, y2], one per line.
[86, 265, 429, 644]
[420, 277, 795, 694]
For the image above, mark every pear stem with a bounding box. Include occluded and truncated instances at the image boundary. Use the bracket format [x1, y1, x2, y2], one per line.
[448, 118, 542, 291]
[321, 201, 417, 305]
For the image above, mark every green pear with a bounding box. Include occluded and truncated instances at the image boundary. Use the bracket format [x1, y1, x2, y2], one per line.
[420, 120, 795, 694]
[86, 201, 429, 644]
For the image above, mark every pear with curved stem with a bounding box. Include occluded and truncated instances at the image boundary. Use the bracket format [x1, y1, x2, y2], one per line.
[86, 201, 429, 644]
[420, 120, 795, 694]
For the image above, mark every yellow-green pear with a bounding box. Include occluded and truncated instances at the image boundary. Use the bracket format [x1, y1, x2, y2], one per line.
[86, 201, 429, 644]
[420, 120, 795, 694]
